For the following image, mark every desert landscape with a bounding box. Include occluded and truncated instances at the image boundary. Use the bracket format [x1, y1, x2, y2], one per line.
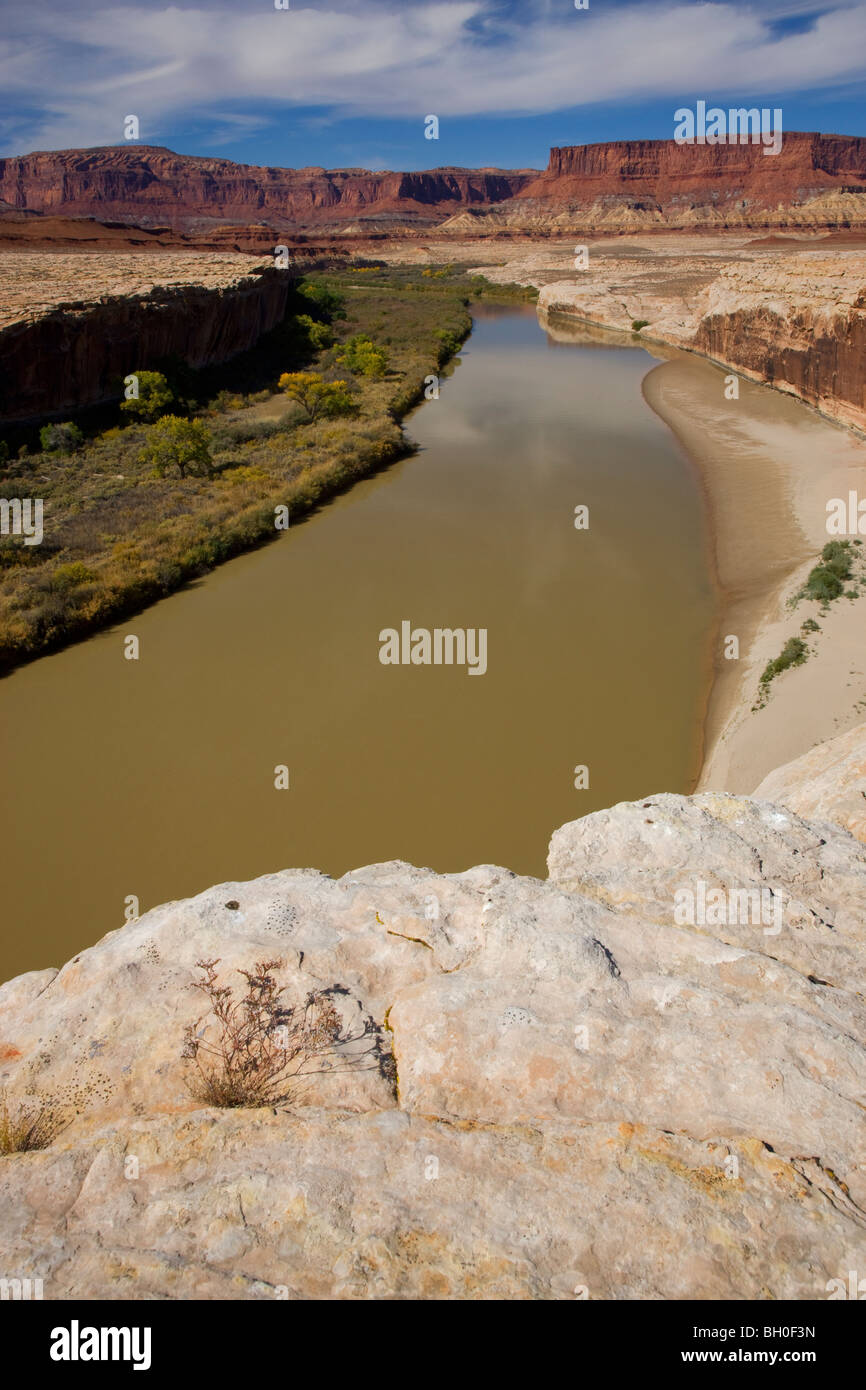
[1, 0, 865, 1342]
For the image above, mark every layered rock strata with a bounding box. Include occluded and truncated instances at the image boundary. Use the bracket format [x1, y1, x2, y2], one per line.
[0, 146, 534, 233]
[3, 134, 866, 237]
[0, 254, 292, 422]
[538, 247, 866, 431]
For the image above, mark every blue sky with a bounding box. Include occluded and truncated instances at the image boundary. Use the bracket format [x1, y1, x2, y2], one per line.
[1, 0, 864, 169]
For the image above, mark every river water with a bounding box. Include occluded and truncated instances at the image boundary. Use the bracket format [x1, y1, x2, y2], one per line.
[0, 305, 716, 981]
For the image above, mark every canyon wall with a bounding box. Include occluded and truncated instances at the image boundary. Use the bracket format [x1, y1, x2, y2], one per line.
[692, 300, 866, 432]
[0, 258, 293, 423]
[0, 146, 534, 232]
[0, 727, 864, 1299]
[505, 132, 866, 233]
[537, 247, 866, 432]
[542, 131, 866, 199]
[3, 134, 866, 237]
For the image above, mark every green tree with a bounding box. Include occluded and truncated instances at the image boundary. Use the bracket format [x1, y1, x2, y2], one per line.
[120, 370, 175, 423]
[297, 281, 346, 321]
[337, 334, 389, 379]
[138, 416, 213, 479]
[278, 372, 355, 421]
[39, 421, 83, 454]
[296, 314, 335, 351]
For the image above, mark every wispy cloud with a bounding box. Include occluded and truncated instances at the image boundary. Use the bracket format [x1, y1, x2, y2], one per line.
[0, 0, 864, 155]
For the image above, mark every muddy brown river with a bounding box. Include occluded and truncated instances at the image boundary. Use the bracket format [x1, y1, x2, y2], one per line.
[0, 305, 716, 981]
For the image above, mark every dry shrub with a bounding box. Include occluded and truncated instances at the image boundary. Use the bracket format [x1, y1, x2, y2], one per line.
[0, 1088, 69, 1154]
[182, 957, 366, 1108]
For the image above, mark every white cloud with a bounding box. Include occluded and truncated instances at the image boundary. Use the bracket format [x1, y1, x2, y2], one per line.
[0, 0, 864, 155]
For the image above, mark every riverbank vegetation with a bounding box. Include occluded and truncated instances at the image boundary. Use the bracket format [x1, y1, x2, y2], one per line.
[797, 539, 863, 607]
[753, 538, 865, 709]
[756, 636, 809, 706]
[0, 266, 533, 672]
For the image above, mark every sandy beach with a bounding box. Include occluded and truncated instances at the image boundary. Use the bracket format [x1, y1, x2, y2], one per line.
[642, 351, 866, 793]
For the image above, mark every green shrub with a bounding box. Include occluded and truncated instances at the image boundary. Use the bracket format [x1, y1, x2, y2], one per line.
[820, 540, 853, 580]
[209, 389, 246, 414]
[631, 319, 650, 332]
[795, 539, 861, 606]
[296, 314, 335, 351]
[433, 327, 466, 366]
[337, 333, 389, 379]
[213, 418, 286, 449]
[119, 370, 175, 423]
[40, 421, 83, 454]
[51, 561, 96, 593]
[802, 566, 844, 602]
[297, 281, 346, 321]
[760, 637, 808, 687]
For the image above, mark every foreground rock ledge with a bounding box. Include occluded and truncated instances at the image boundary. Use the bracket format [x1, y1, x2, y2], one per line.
[1, 781, 865, 1299]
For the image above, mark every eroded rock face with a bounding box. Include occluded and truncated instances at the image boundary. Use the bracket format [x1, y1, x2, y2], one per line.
[753, 722, 866, 845]
[0, 256, 292, 422]
[0, 790, 864, 1299]
[538, 249, 866, 431]
[691, 260, 866, 432]
[0, 146, 534, 234]
[537, 132, 866, 216]
[3, 134, 866, 238]
[0, 1109, 855, 1301]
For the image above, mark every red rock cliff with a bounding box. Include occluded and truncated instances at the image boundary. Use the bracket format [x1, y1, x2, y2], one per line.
[532, 133, 866, 208]
[2, 134, 865, 236]
[0, 264, 293, 423]
[547, 133, 866, 184]
[0, 147, 534, 231]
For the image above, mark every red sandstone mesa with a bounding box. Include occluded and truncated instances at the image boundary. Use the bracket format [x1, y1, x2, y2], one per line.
[2, 133, 865, 235]
[0, 146, 534, 232]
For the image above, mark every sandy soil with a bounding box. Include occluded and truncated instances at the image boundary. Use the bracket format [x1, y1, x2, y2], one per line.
[642, 352, 866, 793]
